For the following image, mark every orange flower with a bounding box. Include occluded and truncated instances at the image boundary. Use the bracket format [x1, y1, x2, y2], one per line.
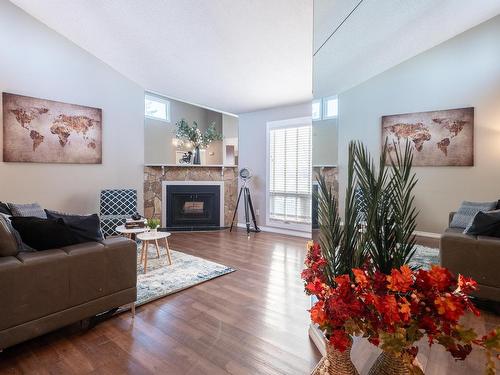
[399, 297, 411, 322]
[434, 295, 463, 321]
[310, 301, 328, 326]
[457, 274, 478, 294]
[353, 268, 370, 288]
[329, 329, 351, 352]
[428, 265, 453, 291]
[387, 265, 413, 292]
[306, 278, 325, 296]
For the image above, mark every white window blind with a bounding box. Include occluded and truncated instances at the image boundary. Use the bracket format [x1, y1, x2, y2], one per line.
[269, 122, 312, 225]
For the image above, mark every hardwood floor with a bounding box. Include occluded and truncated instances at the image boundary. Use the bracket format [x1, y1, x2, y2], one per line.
[0, 230, 321, 375]
[0, 230, 498, 374]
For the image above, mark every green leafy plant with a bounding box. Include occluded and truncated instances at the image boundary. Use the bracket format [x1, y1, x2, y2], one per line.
[147, 218, 160, 230]
[175, 119, 223, 149]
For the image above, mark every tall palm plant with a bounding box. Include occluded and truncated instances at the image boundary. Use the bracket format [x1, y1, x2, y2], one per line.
[316, 143, 365, 283]
[316, 139, 418, 279]
[352, 139, 418, 274]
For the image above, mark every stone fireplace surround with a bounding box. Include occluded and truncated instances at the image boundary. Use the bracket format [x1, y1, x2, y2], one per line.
[144, 166, 238, 227]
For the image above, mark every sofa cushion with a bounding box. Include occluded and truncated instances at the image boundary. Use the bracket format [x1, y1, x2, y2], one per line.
[45, 210, 104, 243]
[0, 214, 18, 257]
[0, 250, 70, 331]
[464, 210, 500, 237]
[0, 202, 12, 215]
[60, 242, 107, 305]
[10, 217, 79, 251]
[449, 201, 497, 229]
[8, 202, 47, 219]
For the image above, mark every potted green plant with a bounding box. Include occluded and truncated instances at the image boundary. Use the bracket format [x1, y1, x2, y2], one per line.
[147, 218, 160, 232]
[174, 119, 223, 164]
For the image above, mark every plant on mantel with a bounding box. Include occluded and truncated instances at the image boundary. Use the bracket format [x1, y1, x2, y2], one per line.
[304, 140, 500, 375]
[174, 119, 223, 164]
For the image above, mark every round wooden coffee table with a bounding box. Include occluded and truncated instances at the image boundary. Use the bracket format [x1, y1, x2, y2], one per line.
[115, 225, 148, 239]
[136, 231, 172, 273]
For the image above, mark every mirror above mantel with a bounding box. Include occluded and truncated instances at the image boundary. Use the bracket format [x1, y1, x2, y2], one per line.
[144, 92, 239, 167]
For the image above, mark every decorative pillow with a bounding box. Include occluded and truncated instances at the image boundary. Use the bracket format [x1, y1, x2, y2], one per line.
[0, 213, 35, 253]
[10, 217, 79, 251]
[8, 202, 47, 219]
[464, 210, 500, 237]
[0, 214, 19, 256]
[0, 202, 12, 216]
[45, 210, 104, 243]
[450, 201, 497, 229]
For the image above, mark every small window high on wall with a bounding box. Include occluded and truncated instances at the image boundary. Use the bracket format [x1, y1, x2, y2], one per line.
[145, 94, 170, 122]
[312, 99, 321, 121]
[267, 117, 312, 232]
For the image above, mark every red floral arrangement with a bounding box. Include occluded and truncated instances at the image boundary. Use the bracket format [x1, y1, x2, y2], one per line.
[302, 241, 500, 374]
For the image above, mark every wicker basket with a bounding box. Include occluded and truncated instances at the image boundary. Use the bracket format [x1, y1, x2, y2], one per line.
[368, 351, 423, 375]
[311, 340, 359, 375]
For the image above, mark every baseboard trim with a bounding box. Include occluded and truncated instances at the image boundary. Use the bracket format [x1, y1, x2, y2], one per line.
[414, 231, 441, 239]
[236, 223, 311, 238]
[236, 225, 439, 240]
[308, 324, 326, 356]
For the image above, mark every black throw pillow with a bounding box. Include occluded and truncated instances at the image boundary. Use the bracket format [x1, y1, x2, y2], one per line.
[45, 210, 104, 242]
[10, 217, 79, 251]
[464, 210, 500, 237]
[0, 202, 12, 216]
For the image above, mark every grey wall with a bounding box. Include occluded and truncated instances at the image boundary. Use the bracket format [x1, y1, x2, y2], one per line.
[337, 15, 500, 233]
[0, 1, 144, 214]
[144, 95, 223, 165]
[313, 118, 337, 166]
[238, 102, 311, 228]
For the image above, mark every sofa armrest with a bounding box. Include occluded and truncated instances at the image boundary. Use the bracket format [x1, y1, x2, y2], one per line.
[99, 237, 137, 295]
[440, 231, 477, 273]
[474, 236, 500, 288]
[441, 231, 500, 289]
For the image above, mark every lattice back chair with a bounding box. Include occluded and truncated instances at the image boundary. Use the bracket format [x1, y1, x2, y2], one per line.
[99, 189, 137, 237]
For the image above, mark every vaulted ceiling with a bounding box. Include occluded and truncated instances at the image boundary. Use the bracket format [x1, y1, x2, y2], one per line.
[313, 0, 500, 97]
[10, 1, 500, 114]
[10, 0, 313, 114]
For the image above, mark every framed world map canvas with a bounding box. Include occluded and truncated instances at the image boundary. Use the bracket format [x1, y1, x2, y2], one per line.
[2, 92, 102, 164]
[381, 107, 474, 166]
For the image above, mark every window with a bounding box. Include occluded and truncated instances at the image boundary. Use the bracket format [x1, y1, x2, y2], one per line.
[323, 96, 338, 119]
[267, 117, 312, 231]
[312, 99, 321, 121]
[145, 94, 170, 122]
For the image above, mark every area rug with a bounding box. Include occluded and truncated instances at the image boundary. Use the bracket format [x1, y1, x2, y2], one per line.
[409, 244, 440, 270]
[135, 245, 235, 306]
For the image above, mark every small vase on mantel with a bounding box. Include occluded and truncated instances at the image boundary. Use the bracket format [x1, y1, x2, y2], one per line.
[368, 351, 423, 375]
[311, 340, 359, 375]
[193, 146, 201, 165]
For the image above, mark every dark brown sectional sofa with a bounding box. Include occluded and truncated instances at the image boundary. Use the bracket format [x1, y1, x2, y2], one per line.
[440, 212, 500, 302]
[0, 236, 137, 349]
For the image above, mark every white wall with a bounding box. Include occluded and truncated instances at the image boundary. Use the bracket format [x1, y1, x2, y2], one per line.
[337, 15, 500, 233]
[238, 102, 311, 229]
[0, 2, 144, 214]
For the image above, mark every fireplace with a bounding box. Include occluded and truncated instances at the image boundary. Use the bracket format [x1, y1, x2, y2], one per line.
[162, 181, 224, 230]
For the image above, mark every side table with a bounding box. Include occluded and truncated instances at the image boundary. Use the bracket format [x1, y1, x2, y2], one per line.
[136, 231, 172, 273]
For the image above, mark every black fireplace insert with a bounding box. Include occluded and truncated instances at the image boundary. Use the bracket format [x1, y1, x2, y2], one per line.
[165, 185, 221, 230]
